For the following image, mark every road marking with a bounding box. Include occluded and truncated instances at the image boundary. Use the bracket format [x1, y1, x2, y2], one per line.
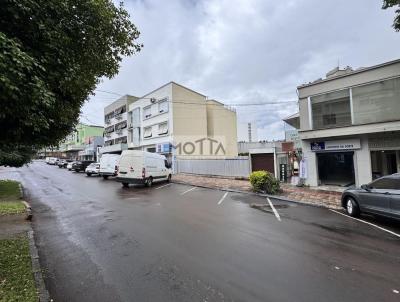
[155, 183, 171, 190]
[330, 209, 400, 238]
[180, 187, 196, 195]
[217, 192, 228, 205]
[267, 198, 281, 221]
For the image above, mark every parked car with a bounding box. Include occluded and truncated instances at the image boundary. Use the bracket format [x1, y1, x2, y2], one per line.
[116, 150, 171, 188]
[45, 157, 50, 164]
[85, 163, 100, 176]
[341, 173, 400, 220]
[67, 161, 75, 171]
[72, 160, 94, 172]
[48, 157, 58, 165]
[99, 154, 120, 179]
[58, 159, 73, 168]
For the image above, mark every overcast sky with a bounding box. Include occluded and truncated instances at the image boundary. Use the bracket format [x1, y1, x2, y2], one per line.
[81, 0, 400, 140]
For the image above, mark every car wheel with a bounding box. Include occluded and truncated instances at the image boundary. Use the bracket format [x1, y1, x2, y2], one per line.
[167, 174, 171, 182]
[122, 182, 129, 188]
[86, 173, 91, 176]
[146, 177, 153, 187]
[345, 197, 360, 217]
[103, 175, 109, 180]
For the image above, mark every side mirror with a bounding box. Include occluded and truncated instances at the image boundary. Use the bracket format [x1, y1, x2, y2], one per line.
[361, 184, 370, 191]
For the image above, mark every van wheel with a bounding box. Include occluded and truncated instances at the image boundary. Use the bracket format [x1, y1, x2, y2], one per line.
[86, 173, 91, 177]
[122, 182, 129, 188]
[103, 175, 109, 180]
[167, 174, 171, 182]
[345, 197, 360, 217]
[146, 177, 153, 187]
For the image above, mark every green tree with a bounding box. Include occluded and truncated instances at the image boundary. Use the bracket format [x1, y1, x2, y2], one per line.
[383, 0, 400, 31]
[0, 0, 142, 166]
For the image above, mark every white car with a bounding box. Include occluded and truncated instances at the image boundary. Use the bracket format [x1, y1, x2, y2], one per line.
[67, 161, 75, 171]
[116, 150, 171, 188]
[99, 154, 120, 179]
[85, 163, 100, 176]
[48, 157, 58, 165]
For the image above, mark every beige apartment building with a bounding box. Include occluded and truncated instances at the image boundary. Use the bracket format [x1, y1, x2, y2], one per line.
[286, 58, 400, 188]
[126, 82, 238, 160]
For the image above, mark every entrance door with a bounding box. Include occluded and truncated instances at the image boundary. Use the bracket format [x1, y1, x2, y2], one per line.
[317, 152, 355, 186]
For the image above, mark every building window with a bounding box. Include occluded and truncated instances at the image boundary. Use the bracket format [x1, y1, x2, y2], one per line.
[144, 106, 152, 119]
[158, 122, 169, 135]
[131, 107, 140, 126]
[158, 100, 169, 113]
[131, 127, 140, 146]
[311, 89, 351, 129]
[352, 77, 400, 125]
[144, 126, 152, 138]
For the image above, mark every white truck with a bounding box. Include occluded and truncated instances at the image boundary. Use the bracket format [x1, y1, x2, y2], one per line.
[99, 154, 120, 179]
[116, 150, 171, 188]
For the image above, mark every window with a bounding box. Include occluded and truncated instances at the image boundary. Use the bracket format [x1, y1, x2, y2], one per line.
[147, 147, 156, 153]
[352, 77, 400, 125]
[131, 108, 140, 126]
[144, 126, 152, 138]
[158, 122, 169, 135]
[311, 89, 351, 129]
[369, 178, 400, 190]
[158, 100, 169, 113]
[132, 127, 140, 146]
[115, 121, 127, 130]
[144, 106, 152, 119]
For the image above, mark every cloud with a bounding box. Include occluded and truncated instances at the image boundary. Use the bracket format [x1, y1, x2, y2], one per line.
[81, 0, 400, 140]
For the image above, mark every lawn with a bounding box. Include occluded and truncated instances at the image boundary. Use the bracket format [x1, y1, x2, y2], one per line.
[0, 236, 37, 302]
[0, 180, 25, 215]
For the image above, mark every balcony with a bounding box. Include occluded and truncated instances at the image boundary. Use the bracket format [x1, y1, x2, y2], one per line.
[105, 119, 111, 125]
[115, 113, 123, 120]
[116, 129, 123, 135]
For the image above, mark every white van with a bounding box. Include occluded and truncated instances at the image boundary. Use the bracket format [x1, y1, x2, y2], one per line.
[116, 150, 172, 188]
[99, 154, 120, 179]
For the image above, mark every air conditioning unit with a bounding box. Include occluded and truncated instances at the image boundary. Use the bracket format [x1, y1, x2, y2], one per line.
[150, 98, 157, 103]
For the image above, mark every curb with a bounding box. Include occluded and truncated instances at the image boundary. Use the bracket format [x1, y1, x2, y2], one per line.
[28, 231, 50, 302]
[19, 183, 50, 301]
[171, 180, 341, 210]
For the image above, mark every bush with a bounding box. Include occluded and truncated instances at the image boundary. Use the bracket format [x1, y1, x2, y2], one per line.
[249, 170, 280, 194]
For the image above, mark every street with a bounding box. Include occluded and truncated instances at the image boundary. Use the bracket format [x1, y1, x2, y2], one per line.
[1, 161, 400, 302]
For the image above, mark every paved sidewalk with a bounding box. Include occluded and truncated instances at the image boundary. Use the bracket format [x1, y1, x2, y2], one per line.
[172, 174, 342, 209]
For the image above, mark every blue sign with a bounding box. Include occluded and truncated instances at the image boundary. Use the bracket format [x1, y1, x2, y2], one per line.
[311, 142, 325, 151]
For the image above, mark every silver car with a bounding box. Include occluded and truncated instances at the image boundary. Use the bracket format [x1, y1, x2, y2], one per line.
[341, 173, 400, 220]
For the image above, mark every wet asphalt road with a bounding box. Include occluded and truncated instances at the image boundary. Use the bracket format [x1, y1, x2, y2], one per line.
[1, 161, 400, 302]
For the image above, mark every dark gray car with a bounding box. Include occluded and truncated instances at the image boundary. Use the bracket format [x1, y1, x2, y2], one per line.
[341, 173, 400, 220]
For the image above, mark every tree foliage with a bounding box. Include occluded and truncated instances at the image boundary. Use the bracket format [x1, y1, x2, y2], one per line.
[0, 0, 142, 166]
[383, 0, 400, 31]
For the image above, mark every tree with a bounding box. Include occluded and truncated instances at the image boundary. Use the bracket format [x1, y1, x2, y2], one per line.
[383, 0, 400, 31]
[0, 0, 142, 166]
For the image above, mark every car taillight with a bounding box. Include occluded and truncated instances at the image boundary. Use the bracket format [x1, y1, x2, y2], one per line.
[142, 167, 145, 178]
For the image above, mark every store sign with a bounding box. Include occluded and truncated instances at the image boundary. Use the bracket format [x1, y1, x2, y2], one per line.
[311, 139, 360, 151]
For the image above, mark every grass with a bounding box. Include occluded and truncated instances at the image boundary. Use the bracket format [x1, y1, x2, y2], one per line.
[0, 236, 37, 302]
[0, 180, 25, 216]
[0, 180, 21, 201]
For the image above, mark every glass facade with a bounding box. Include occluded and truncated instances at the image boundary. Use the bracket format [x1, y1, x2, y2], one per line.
[352, 77, 400, 125]
[311, 89, 351, 129]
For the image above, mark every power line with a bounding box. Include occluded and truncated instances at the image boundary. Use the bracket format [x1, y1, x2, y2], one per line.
[94, 89, 123, 96]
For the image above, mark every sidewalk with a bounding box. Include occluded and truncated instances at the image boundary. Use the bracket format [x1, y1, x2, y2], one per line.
[172, 174, 342, 209]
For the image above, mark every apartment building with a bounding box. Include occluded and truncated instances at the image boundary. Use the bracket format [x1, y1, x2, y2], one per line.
[126, 82, 238, 161]
[286, 58, 400, 187]
[101, 95, 139, 154]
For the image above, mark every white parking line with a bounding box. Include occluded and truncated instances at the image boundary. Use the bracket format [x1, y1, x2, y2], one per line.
[155, 183, 172, 190]
[267, 198, 281, 221]
[180, 187, 196, 195]
[330, 209, 400, 238]
[217, 192, 228, 205]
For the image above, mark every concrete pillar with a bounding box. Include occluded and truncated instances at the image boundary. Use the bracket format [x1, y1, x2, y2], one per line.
[302, 140, 318, 186]
[354, 135, 372, 186]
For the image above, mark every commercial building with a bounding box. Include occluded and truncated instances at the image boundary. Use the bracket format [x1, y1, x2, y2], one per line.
[126, 82, 238, 161]
[288, 58, 400, 187]
[101, 95, 139, 155]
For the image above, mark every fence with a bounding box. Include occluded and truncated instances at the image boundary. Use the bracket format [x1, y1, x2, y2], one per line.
[174, 157, 250, 178]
